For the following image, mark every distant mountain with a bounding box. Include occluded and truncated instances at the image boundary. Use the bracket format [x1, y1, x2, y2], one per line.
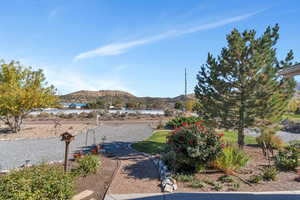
[60, 90, 135, 103]
[59, 90, 195, 109]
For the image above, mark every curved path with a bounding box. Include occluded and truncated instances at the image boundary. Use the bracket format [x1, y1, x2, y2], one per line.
[0, 123, 153, 170]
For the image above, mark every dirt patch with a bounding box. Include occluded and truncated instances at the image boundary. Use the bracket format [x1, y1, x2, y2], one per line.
[0, 122, 96, 140]
[74, 155, 118, 200]
[176, 146, 300, 192]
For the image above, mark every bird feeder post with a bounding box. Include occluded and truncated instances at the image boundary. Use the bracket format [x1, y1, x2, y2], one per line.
[61, 132, 75, 172]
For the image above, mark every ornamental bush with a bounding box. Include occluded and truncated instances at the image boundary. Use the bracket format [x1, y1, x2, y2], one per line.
[213, 145, 249, 174]
[165, 121, 223, 173]
[165, 116, 204, 129]
[0, 164, 74, 200]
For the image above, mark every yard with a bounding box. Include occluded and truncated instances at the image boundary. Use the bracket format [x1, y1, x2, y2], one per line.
[132, 120, 300, 193]
[132, 130, 257, 155]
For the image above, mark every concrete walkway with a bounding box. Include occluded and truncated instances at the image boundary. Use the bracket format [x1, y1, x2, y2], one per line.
[105, 191, 300, 200]
[0, 123, 153, 170]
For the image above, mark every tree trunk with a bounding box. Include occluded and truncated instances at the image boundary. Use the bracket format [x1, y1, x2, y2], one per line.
[238, 126, 245, 148]
[5, 115, 23, 133]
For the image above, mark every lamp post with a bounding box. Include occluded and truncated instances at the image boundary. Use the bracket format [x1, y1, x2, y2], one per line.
[61, 132, 75, 172]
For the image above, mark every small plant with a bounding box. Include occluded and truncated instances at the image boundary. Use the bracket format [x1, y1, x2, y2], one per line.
[213, 146, 249, 174]
[72, 155, 100, 177]
[248, 174, 263, 184]
[228, 182, 240, 191]
[174, 174, 194, 182]
[262, 166, 278, 181]
[189, 179, 206, 188]
[218, 175, 234, 183]
[212, 183, 223, 191]
[274, 145, 299, 171]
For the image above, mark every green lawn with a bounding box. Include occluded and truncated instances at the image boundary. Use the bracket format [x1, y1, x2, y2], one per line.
[132, 130, 257, 155]
[282, 113, 300, 120]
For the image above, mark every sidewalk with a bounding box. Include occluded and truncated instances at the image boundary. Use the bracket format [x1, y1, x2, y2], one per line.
[105, 191, 300, 200]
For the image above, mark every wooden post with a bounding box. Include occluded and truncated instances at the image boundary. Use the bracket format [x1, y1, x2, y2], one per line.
[64, 141, 70, 172]
[61, 132, 75, 173]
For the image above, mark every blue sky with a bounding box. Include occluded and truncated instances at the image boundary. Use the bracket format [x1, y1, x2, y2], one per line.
[0, 0, 299, 97]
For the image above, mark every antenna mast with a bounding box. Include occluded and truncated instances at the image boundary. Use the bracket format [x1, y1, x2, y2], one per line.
[185, 68, 187, 97]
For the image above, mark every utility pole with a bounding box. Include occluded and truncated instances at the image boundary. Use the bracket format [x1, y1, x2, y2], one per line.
[185, 68, 187, 97]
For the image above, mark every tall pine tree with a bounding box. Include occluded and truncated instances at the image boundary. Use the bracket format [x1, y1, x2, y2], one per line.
[195, 24, 296, 148]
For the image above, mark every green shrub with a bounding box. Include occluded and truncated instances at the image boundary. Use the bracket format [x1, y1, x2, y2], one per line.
[274, 145, 299, 171]
[262, 166, 278, 181]
[228, 182, 240, 191]
[167, 122, 223, 172]
[174, 174, 194, 182]
[189, 179, 206, 188]
[165, 116, 203, 129]
[217, 175, 234, 183]
[213, 146, 249, 174]
[0, 164, 74, 200]
[212, 183, 223, 191]
[248, 174, 263, 184]
[72, 155, 100, 177]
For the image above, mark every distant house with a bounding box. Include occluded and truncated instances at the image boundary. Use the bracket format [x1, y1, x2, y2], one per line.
[60, 103, 72, 108]
[279, 63, 300, 77]
[69, 103, 87, 109]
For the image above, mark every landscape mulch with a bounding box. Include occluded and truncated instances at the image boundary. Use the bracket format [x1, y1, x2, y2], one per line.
[74, 155, 118, 200]
[176, 146, 300, 192]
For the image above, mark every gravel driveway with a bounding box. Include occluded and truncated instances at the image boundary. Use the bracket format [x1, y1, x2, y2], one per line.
[0, 123, 153, 170]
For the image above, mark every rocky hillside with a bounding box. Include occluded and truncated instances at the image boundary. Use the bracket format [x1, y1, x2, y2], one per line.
[60, 90, 135, 103]
[59, 90, 196, 109]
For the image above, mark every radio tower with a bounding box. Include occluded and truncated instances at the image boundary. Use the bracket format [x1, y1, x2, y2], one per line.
[185, 68, 187, 97]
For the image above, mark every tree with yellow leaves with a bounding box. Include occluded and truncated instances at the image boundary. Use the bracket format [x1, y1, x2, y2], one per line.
[0, 60, 57, 133]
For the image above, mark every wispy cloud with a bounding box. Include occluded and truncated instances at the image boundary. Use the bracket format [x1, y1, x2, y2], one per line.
[74, 11, 261, 61]
[48, 7, 63, 20]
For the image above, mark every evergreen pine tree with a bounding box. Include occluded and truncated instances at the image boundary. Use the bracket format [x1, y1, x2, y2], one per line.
[195, 24, 296, 148]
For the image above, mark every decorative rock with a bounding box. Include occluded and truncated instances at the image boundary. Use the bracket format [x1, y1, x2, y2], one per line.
[163, 183, 174, 193]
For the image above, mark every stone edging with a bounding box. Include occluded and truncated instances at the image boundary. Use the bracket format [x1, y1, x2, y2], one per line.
[127, 143, 177, 193]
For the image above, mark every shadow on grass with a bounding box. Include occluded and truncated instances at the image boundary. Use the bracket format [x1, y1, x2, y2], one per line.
[132, 141, 168, 155]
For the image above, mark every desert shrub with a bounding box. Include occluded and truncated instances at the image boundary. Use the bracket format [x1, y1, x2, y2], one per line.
[174, 174, 194, 182]
[156, 120, 165, 129]
[165, 116, 203, 129]
[262, 166, 278, 181]
[248, 174, 263, 184]
[87, 111, 97, 118]
[256, 128, 284, 150]
[0, 164, 74, 200]
[78, 112, 89, 118]
[37, 112, 52, 118]
[189, 179, 206, 188]
[274, 145, 299, 171]
[213, 146, 249, 174]
[72, 155, 100, 177]
[167, 122, 222, 172]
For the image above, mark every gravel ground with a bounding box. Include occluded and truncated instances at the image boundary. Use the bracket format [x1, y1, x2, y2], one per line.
[0, 123, 153, 170]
